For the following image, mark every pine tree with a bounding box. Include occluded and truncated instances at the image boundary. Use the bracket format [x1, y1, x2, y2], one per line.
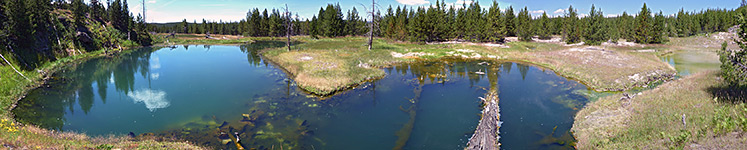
[445, 6, 456, 40]
[29, 0, 51, 34]
[181, 19, 188, 33]
[464, 2, 484, 42]
[346, 7, 360, 36]
[485, 0, 505, 43]
[109, 0, 122, 29]
[606, 16, 620, 42]
[719, 13, 747, 87]
[584, 4, 606, 45]
[563, 5, 581, 44]
[536, 12, 550, 40]
[5, 0, 35, 68]
[320, 4, 344, 37]
[505, 6, 515, 37]
[675, 8, 692, 37]
[71, 0, 87, 26]
[651, 11, 667, 43]
[409, 7, 427, 43]
[634, 3, 652, 44]
[516, 6, 532, 41]
[618, 12, 634, 40]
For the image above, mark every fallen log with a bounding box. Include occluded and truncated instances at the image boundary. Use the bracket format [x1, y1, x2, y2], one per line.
[466, 91, 501, 150]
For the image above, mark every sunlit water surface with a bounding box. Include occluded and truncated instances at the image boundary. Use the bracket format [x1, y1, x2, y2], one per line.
[15, 44, 593, 149]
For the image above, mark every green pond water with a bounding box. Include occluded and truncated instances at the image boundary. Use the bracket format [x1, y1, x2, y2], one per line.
[661, 50, 722, 76]
[14, 43, 594, 149]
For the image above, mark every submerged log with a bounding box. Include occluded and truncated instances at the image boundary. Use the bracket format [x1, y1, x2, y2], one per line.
[466, 91, 501, 150]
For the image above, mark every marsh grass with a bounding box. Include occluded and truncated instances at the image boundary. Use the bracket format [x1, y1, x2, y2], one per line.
[573, 72, 747, 149]
[262, 36, 676, 95]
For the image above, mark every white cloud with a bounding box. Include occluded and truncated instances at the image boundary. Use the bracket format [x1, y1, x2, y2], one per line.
[397, 0, 430, 5]
[147, 0, 156, 4]
[530, 10, 545, 14]
[579, 13, 589, 18]
[445, 0, 473, 9]
[150, 57, 160, 69]
[553, 9, 565, 14]
[128, 89, 170, 112]
[150, 73, 160, 80]
[606, 14, 620, 18]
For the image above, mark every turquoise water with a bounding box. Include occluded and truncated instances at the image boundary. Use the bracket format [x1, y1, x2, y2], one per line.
[14, 44, 591, 149]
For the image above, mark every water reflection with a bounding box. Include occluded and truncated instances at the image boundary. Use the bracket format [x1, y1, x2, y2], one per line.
[14, 47, 156, 130]
[15, 45, 593, 150]
[128, 89, 170, 112]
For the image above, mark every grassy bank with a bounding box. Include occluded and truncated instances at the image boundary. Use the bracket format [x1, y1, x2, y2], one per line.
[261, 36, 676, 95]
[0, 49, 203, 149]
[572, 72, 747, 149]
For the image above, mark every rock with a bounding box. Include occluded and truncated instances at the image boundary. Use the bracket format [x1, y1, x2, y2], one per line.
[76, 32, 93, 43]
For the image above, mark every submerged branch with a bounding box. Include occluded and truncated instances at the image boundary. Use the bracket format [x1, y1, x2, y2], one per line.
[393, 83, 423, 150]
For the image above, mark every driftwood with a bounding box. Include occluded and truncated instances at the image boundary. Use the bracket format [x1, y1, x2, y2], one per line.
[0, 52, 31, 81]
[466, 91, 501, 150]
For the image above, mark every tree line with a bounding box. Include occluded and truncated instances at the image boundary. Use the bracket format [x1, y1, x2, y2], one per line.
[1, 0, 149, 70]
[153, 1, 743, 46]
[154, 3, 371, 38]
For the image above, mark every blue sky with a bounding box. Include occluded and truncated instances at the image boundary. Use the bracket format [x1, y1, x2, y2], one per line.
[118, 0, 741, 23]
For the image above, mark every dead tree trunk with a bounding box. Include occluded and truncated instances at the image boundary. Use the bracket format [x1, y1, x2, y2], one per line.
[0, 50, 31, 81]
[284, 4, 292, 51]
[367, 0, 376, 51]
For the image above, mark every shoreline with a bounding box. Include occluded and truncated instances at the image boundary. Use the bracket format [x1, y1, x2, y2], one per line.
[2, 33, 728, 149]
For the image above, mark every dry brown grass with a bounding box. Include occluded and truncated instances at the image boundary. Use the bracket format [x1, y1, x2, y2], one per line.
[515, 47, 675, 91]
[264, 37, 678, 95]
[572, 72, 747, 149]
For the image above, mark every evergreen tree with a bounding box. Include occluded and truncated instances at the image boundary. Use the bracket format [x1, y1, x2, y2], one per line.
[584, 4, 606, 45]
[409, 7, 427, 42]
[71, 0, 87, 25]
[29, 0, 51, 34]
[181, 19, 188, 33]
[445, 6, 456, 40]
[651, 11, 667, 43]
[485, 0, 505, 43]
[504, 6, 515, 37]
[433, 0, 448, 41]
[346, 7, 361, 36]
[0, 1, 6, 53]
[5, 0, 35, 68]
[309, 15, 318, 38]
[719, 13, 747, 87]
[563, 5, 581, 44]
[634, 3, 652, 44]
[321, 4, 344, 37]
[516, 6, 532, 41]
[619, 12, 634, 40]
[464, 2, 484, 42]
[89, 0, 101, 19]
[606, 16, 620, 42]
[675, 8, 692, 37]
[109, 0, 125, 31]
[536, 12, 551, 40]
